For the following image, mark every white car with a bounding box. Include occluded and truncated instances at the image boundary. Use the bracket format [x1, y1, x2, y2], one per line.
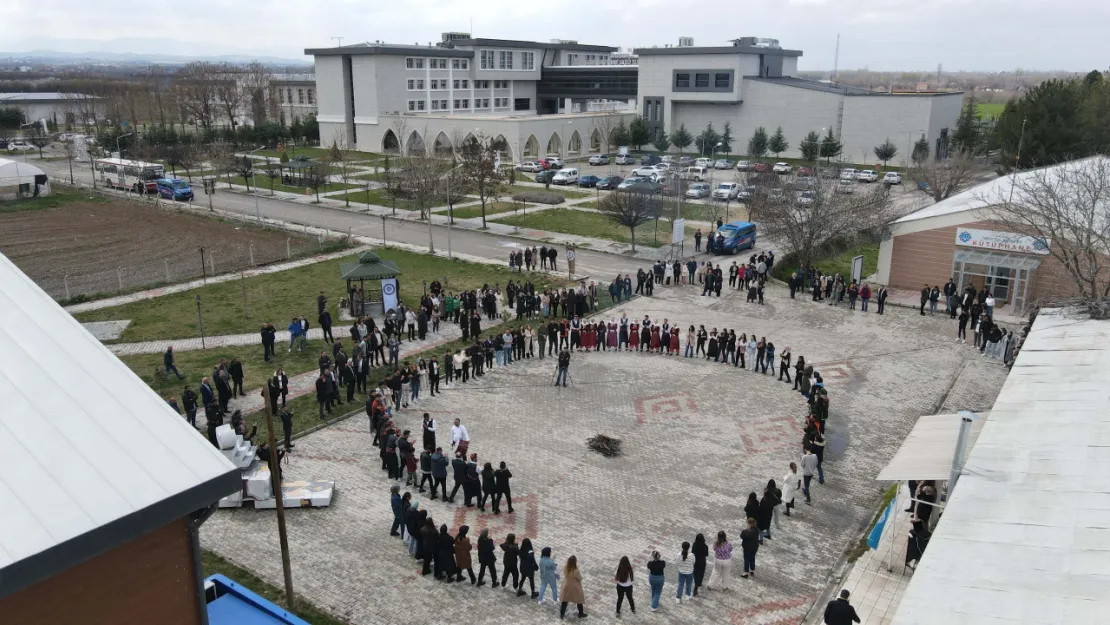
[616, 177, 646, 190]
[772, 162, 792, 174]
[796, 189, 818, 206]
[588, 154, 610, 165]
[7, 140, 36, 152]
[735, 160, 752, 171]
[614, 154, 636, 165]
[714, 159, 733, 170]
[712, 182, 741, 201]
[856, 170, 879, 183]
[685, 182, 711, 199]
[631, 165, 666, 178]
[883, 172, 903, 185]
[516, 161, 543, 172]
[836, 181, 856, 194]
[839, 168, 857, 181]
[695, 157, 713, 168]
[552, 168, 579, 185]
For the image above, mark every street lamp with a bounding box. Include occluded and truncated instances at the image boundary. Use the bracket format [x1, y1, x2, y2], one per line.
[246, 145, 266, 221]
[116, 131, 135, 192]
[195, 294, 206, 349]
[707, 141, 723, 219]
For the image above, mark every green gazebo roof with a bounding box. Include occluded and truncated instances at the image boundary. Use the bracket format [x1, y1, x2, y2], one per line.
[340, 251, 402, 281]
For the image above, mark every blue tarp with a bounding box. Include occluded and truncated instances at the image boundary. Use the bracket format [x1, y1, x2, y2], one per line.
[205, 575, 310, 625]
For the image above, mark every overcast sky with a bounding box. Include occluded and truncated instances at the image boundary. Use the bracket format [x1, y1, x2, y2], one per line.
[3, 0, 1105, 71]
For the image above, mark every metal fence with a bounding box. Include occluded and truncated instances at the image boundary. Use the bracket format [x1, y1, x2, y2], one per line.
[40, 182, 349, 301]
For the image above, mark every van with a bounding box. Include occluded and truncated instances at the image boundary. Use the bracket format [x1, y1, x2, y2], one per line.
[695, 157, 713, 168]
[156, 178, 194, 201]
[708, 221, 758, 254]
[552, 168, 579, 185]
[839, 168, 857, 181]
[682, 166, 710, 182]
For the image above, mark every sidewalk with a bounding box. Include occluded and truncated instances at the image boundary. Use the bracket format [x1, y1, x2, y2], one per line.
[884, 286, 1028, 326]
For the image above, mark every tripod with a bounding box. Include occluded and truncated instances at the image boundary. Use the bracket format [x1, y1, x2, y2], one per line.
[551, 365, 574, 389]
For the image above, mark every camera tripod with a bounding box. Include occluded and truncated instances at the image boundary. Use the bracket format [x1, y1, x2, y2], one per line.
[551, 365, 574, 389]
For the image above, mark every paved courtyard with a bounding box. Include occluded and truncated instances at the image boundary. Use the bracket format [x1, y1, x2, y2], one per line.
[202, 283, 1010, 624]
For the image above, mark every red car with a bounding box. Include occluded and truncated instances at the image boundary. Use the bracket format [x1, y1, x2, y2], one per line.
[540, 157, 563, 170]
[753, 162, 772, 173]
[797, 166, 814, 176]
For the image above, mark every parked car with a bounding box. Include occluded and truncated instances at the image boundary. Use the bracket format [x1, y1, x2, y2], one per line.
[792, 175, 818, 190]
[578, 174, 601, 188]
[883, 172, 903, 185]
[753, 162, 772, 173]
[541, 157, 563, 170]
[626, 181, 663, 194]
[772, 162, 792, 174]
[587, 154, 610, 166]
[711, 221, 758, 254]
[735, 160, 752, 171]
[856, 170, 879, 183]
[796, 189, 817, 206]
[694, 157, 713, 168]
[632, 165, 665, 178]
[678, 156, 695, 167]
[767, 187, 787, 203]
[7, 140, 36, 153]
[686, 182, 711, 199]
[614, 154, 635, 165]
[0, 138, 8, 150]
[516, 161, 544, 172]
[597, 175, 624, 190]
[552, 168, 579, 185]
[640, 154, 662, 166]
[712, 182, 741, 201]
[535, 170, 555, 184]
[156, 178, 194, 202]
[821, 168, 839, 179]
[681, 166, 711, 182]
[796, 166, 814, 176]
[617, 176, 646, 190]
[714, 159, 733, 170]
[836, 181, 857, 194]
[737, 185, 757, 201]
[839, 168, 857, 181]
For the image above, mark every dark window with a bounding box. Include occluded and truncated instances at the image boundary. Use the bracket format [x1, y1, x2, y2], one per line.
[514, 98, 530, 111]
[675, 73, 690, 88]
[695, 73, 710, 88]
[715, 73, 731, 88]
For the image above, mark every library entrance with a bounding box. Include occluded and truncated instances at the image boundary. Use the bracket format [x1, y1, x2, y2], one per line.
[951, 249, 1041, 316]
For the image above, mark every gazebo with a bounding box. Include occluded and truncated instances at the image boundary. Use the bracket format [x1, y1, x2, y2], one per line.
[280, 156, 319, 187]
[340, 251, 402, 318]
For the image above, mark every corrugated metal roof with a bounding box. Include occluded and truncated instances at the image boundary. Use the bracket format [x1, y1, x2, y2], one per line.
[877, 412, 990, 481]
[893, 308, 1110, 624]
[746, 76, 877, 95]
[0, 251, 240, 597]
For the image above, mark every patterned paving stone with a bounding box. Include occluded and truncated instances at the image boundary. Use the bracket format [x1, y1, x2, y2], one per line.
[202, 283, 1009, 625]
[80, 319, 130, 340]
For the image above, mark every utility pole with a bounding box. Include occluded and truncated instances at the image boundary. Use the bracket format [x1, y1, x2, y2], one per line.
[261, 393, 296, 611]
[832, 33, 840, 84]
[199, 246, 207, 285]
[195, 295, 206, 349]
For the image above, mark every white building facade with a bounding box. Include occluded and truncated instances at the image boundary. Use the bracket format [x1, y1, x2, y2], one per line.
[270, 74, 317, 125]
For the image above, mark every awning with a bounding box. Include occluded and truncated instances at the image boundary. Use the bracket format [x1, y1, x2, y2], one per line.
[876, 412, 990, 481]
[953, 249, 1042, 271]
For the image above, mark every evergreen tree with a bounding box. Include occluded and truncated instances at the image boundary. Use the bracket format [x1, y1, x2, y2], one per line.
[611, 120, 632, 148]
[800, 130, 821, 161]
[994, 77, 1089, 169]
[746, 126, 769, 159]
[720, 121, 734, 154]
[912, 134, 930, 164]
[629, 116, 651, 151]
[873, 138, 898, 166]
[768, 126, 789, 157]
[653, 131, 671, 153]
[951, 95, 981, 155]
[695, 122, 721, 155]
[670, 124, 693, 153]
[819, 128, 842, 162]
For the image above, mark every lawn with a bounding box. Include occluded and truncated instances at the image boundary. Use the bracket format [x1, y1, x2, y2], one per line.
[446, 201, 527, 220]
[252, 146, 381, 161]
[772, 241, 881, 281]
[1, 188, 108, 213]
[202, 550, 349, 625]
[977, 102, 1006, 119]
[120, 346, 322, 400]
[344, 189, 447, 211]
[223, 175, 357, 196]
[528, 186, 593, 200]
[496, 209, 696, 249]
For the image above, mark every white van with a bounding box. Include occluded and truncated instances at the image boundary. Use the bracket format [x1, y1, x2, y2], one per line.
[552, 168, 579, 185]
[695, 157, 713, 168]
[682, 166, 710, 182]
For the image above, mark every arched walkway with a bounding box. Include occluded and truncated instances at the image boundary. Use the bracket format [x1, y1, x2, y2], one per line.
[432, 131, 453, 156]
[568, 130, 582, 155]
[523, 134, 539, 159]
[589, 129, 602, 153]
[546, 132, 561, 156]
[382, 129, 400, 153]
[493, 134, 513, 165]
[405, 130, 426, 156]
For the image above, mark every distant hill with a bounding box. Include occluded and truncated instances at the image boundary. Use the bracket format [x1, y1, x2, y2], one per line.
[0, 37, 306, 65]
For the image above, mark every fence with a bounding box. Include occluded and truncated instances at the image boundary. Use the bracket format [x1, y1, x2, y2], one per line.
[39, 182, 349, 301]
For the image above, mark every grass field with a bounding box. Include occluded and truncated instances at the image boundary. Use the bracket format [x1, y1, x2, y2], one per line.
[202, 551, 349, 625]
[0, 189, 108, 213]
[772, 241, 881, 282]
[446, 201, 527, 220]
[223, 175, 357, 196]
[496, 209, 695, 249]
[344, 189, 447, 211]
[977, 102, 1006, 119]
[253, 146, 381, 161]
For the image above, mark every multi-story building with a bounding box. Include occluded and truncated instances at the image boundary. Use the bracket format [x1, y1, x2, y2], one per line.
[634, 37, 963, 163]
[270, 73, 317, 125]
[307, 34, 639, 162]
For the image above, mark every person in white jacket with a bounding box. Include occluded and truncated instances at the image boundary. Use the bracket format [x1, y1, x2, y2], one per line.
[782, 462, 800, 517]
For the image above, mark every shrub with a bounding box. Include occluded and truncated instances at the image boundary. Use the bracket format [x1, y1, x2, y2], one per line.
[511, 191, 565, 205]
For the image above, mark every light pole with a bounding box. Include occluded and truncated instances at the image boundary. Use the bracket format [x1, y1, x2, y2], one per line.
[116, 131, 135, 192]
[906, 129, 923, 170]
[195, 294, 206, 349]
[445, 159, 467, 262]
[707, 141, 722, 220]
[245, 145, 266, 221]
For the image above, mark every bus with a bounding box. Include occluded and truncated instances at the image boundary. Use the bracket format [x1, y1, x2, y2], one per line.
[93, 158, 165, 194]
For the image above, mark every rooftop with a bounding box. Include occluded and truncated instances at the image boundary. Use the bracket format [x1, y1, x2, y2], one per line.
[0, 250, 240, 600]
[307, 36, 615, 58]
[893, 308, 1110, 624]
[746, 76, 878, 95]
[635, 44, 802, 57]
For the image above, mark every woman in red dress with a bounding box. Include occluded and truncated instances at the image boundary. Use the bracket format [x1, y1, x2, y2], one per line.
[629, 322, 640, 350]
[650, 325, 662, 352]
[669, 327, 680, 355]
[583, 323, 594, 350]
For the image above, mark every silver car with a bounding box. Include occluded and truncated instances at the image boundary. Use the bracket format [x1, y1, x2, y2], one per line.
[685, 182, 711, 199]
[714, 159, 733, 170]
[588, 154, 611, 165]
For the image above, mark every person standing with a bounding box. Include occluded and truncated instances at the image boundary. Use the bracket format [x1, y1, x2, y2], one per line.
[647, 551, 666, 612]
[315, 372, 331, 420]
[500, 533, 521, 592]
[181, 386, 198, 428]
[494, 461, 514, 514]
[783, 462, 800, 516]
[455, 526, 476, 584]
[877, 284, 888, 315]
[802, 446, 819, 504]
[691, 533, 708, 597]
[430, 447, 449, 500]
[476, 529, 499, 587]
[450, 417, 470, 457]
[566, 247, 576, 276]
[673, 542, 695, 604]
[958, 309, 970, 343]
[739, 518, 760, 578]
[422, 412, 436, 451]
[707, 531, 733, 590]
[919, 284, 929, 315]
[760, 480, 782, 539]
[163, 346, 184, 379]
[559, 555, 587, 619]
[389, 485, 403, 536]
[519, 538, 538, 598]
[448, 451, 467, 503]
[824, 589, 862, 625]
[538, 547, 559, 605]
[614, 555, 635, 617]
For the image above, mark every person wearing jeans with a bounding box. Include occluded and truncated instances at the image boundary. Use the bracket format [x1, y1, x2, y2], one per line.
[802, 446, 818, 503]
[614, 556, 635, 617]
[739, 518, 760, 578]
[537, 547, 559, 605]
[647, 551, 666, 611]
[675, 542, 694, 603]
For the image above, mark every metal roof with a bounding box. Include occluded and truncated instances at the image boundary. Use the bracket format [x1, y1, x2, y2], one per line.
[451, 38, 615, 52]
[893, 308, 1110, 624]
[305, 43, 472, 58]
[877, 412, 990, 481]
[746, 76, 887, 95]
[339, 251, 401, 281]
[0, 158, 47, 186]
[635, 45, 802, 57]
[0, 251, 241, 599]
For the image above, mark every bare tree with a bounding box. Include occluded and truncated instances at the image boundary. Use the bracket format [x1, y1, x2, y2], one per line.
[982, 157, 1110, 302]
[591, 112, 620, 154]
[303, 162, 332, 202]
[458, 133, 507, 228]
[910, 152, 984, 203]
[165, 142, 204, 181]
[28, 135, 51, 159]
[597, 190, 663, 251]
[206, 140, 237, 189]
[748, 177, 895, 269]
[263, 159, 283, 195]
[241, 61, 274, 125]
[328, 137, 354, 206]
[175, 62, 220, 129]
[213, 64, 246, 131]
[231, 155, 256, 191]
[60, 139, 78, 183]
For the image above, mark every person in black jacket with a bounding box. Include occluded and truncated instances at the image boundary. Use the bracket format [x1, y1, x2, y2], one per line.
[430, 447, 449, 500]
[464, 453, 480, 507]
[418, 448, 434, 493]
[476, 529, 499, 587]
[479, 462, 496, 512]
[691, 533, 708, 597]
[447, 451, 467, 503]
[436, 524, 456, 582]
[500, 533, 520, 591]
[823, 589, 862, 624]
[518, 537, 538, 598]
[421, 519, 438, 576]
[341, 361, 356, 402]
[739, 517, 760, 578]
[181, 386, 198, 427]
[493, 461, 514, 514]
[759, 480, 782, 540]
[315, 373, 331, 420]
[319, 309, 334, 343]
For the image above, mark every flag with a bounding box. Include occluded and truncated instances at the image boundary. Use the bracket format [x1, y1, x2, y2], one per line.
[867, 499, 896, 550]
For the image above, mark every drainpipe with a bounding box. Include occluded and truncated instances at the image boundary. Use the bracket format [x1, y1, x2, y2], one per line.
[189, 503, 219, 625]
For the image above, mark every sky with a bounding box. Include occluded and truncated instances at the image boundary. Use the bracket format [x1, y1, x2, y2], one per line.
[2, 0, 1106, 72]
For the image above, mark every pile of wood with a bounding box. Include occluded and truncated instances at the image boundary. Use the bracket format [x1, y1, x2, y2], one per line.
[587, 434, 622, 457]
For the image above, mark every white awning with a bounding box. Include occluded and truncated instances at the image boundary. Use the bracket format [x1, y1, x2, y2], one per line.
[953, 249, 1042, 271]
[876, 412, 990, 481]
